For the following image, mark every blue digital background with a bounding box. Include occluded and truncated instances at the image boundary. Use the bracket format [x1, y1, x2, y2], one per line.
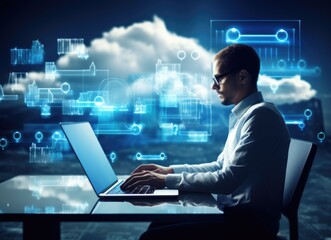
[0, 0, 330, 239]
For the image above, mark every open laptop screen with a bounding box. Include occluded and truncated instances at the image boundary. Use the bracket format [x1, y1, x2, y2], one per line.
[60, 122, 118, 194]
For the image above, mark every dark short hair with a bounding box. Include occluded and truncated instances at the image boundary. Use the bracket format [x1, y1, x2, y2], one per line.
[214, 43, 260, 84]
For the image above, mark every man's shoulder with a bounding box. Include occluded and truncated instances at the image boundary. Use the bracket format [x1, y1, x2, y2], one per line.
[246, 101, 282, 118]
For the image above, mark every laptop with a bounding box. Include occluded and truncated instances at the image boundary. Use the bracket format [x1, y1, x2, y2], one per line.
[60, 121, 179, 199]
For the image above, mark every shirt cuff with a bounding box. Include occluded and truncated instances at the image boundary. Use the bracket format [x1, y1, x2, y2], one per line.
[165, 174, 182, 189]
[170, 164, 187, 174]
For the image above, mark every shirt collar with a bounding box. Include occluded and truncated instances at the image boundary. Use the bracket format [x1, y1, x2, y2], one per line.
[231, 91, 264, 119]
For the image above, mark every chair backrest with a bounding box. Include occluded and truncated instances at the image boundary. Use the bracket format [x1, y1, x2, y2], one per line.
[281, 138, 317, 240]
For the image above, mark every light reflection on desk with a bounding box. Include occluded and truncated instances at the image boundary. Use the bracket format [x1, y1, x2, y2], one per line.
[93, 193, 223, 215]
[0, 175, 98, 214]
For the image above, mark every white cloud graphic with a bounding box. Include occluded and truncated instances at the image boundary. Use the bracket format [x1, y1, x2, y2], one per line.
[57, 15, 213, 78]
[258, 75, 316, 105]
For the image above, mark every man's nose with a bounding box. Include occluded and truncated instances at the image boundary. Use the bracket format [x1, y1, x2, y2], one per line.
[211, 81, 219, 90]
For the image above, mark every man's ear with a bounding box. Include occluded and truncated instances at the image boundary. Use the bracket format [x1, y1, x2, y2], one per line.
[238, 69, 249, 85]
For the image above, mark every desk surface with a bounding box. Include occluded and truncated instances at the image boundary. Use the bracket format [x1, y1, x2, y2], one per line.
[0, 175, 223, 220]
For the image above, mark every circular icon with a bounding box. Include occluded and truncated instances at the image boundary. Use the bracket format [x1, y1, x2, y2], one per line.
[52, 131, 62, 141]
[191, 50, 200, 61]
[110, 152, 117, 163]
[98, 78, 130, 107]
[226, 28, 240, 42]
[277, 59, 287, 69]
[275, 29, 288, 42]
[304, 109, 312, 120]
[131, 124, 142, 135]
[298, 122, 305, 131]
[13, 131, 22, 142]
[135, 152, 142, 160]
[270, 83, 279, 93]
[297, 59, 307, 69]
[61, 82, 71, 94]
[0, 138, 8, 150]
[317, 132, 326, 143]
[177, 50, 186, 61]
[94, 96, 104, 106]
[159, 152, 166, 160]
[35, 131, 43, 143]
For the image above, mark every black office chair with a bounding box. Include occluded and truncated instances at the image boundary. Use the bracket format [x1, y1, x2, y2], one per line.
[277, 138, 318, 240]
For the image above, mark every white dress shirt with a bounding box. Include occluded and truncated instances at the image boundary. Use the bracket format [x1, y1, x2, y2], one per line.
[165, 91, 290, 234]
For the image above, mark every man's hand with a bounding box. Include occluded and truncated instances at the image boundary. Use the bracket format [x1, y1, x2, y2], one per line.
[120, 170, 167, 191]
[131, 164, 174, 175]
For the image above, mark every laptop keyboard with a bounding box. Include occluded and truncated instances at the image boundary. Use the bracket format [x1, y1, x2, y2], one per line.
[110, 183, 155, 194]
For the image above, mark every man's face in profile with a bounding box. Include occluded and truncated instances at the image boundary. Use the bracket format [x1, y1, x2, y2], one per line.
[212, 59, 241, 106]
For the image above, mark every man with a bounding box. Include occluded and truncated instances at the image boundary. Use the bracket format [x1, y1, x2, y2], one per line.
[121, 43, 290, 239]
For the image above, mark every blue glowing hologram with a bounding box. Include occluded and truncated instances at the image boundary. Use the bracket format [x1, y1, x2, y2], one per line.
[225, 27, 289, 44]
[0, 138, 8, 150]
[11, 40, 44, 65]
[7, 72, 29, 91]
[34, 131, 43, 143]
[45, 206, 56, 214]
[211, 20, 321, 79]
[25, 81, 73, 108]
[177, 50, 186, 61]
[134, 98, 147, 114]
[155, 59, 182, 95]
[45, 62, 57, 80]
[62, 203, 89, 213]
[95, 123, 143, 135]
[57, 38, 89, 59]
[24, 205, 42, 213]
[29, 143, 52, 163]
[109, 152, 117, 163]
[135, 152, 167, 161]
[49, 62, 97, 78]
[0, 85, 18, 101]
[41, 104, 51, 116]
[317, 132, 326, 143]
[98, 78, 130, 108]
[13, 131, 22, 142]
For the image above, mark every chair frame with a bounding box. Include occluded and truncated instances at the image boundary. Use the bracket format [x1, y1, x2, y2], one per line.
[281, 138, 318, 240]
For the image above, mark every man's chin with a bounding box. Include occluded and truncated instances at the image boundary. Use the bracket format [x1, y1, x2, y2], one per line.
[220, 98, 231, 106]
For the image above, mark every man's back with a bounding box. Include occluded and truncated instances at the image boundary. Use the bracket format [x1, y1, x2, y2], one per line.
[222, 98, 290, 235]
